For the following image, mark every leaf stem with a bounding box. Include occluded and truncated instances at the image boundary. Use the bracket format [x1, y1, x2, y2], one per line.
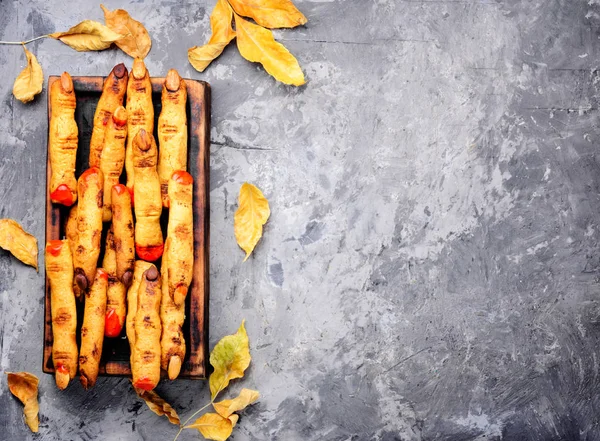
[173, 401, 213, 441]
[0, 35, 50, 45]
[172, 384, 227, 441]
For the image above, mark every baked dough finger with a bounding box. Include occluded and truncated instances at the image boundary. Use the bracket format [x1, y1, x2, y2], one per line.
[132, 130, 163, 262]
[72, 167, 104, 298]
[157, 69, 187, 207]
[165, 171, 194, 307]
[45, 240, 78, 390]
[125, 58, 153, 192]
[126, 260, 153, 362]
[131, 265, 162, 391]
[103, 228, 127, 338]
[100, 106, 128, 222]
[111, 184, 135, 287]
[89, 63, 128, 168]
[79, 268, 108, 389]
[49, 72, 78, 206]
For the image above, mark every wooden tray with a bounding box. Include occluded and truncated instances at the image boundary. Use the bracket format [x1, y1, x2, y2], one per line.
[43, 75, 210, 379]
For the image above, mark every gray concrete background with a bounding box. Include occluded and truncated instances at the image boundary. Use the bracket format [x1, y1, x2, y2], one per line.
[1, 0, 600, 439]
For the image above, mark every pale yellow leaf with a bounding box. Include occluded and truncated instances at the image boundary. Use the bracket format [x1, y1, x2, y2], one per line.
[209, 320, 251, 399]
[134, 387, 180, 425]
[0, 219, 38, 270]
[6, 372, 39, 433]
[101, 5, 152, 58]
[49, 20, 124, 51]
[234, 14, 305, 86]
[188, 0, 236, 72]
[12, 45, 43, 103]
[234, 182, 270, 261]
[185, 413, 232, 441]
[188, 42, 230, 73]
[213, 388, 260, 418]
[228, 0, 307, 29]
[228, 414, 239, 428]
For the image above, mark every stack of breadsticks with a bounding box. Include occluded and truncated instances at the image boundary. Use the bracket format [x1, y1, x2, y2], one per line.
[46, 60, 194, 392]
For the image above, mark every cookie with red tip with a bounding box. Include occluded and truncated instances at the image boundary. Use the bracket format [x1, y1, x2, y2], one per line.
[50, 184, 76, 206]
[46, 240, 64, 257]
[133, 376, 156, 391]
[80, 166, 101, 182]
[172, 170, 193, 185]
[104, 308, 123, 337]
[113, 184, 128, 195]
[96, 268, 108, 281]
[136, 243, 164, 262]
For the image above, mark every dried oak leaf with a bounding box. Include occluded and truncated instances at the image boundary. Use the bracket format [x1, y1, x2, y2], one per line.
[234, 182, 271, 261]
[49, 20, 124, 51]
[213, 388, 260, 418]
[188, 0, 236, 72]
[228, 0, 307, 29]
[185, 412, 233, 441]
[0, 219, 38, 270]
[209, 320, 251, 399]
[12, 45, 43, 103]
[6, 372, 40, 433]
[101, 5, 151, 59]
[134, 387, 180, 425]
[234, 14, 305, 86]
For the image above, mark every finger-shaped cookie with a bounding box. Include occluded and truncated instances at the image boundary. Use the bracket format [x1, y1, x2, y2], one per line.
[89, 63, 128, 167]
[126, 260, 153, 358]
[132, 130, 163, 262]
[160, 243, 185, 380]
[100, 106, 128, 222]
[157, 69, 188, 207]
[73, 167, 104, 297]
[49, 72, 78, 206]
[45, 240, 78, 390]
[111, 185, 135, 287]
[165, 171, 194, 306]
[125, 58, 153, 191]
[103, 228, 127, 337]
[79, 268, 108, 389]
[131, 265, 162, 391]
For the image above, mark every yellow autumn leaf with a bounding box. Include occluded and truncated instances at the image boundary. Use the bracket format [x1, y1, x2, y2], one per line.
[209, 320, 251, 399]
[228, 414, 239, 428]
[12, 45, 43, 103]
[49, 20, 124, 51]
[234, 14, 305, 86]
[101, 5, 152, 59]
[6, 372, 39, 433]
[185, 413, 233, 441]
[134, 387, 180, 425]
[234, 183, 270, 261]
[188, 0, 236, 72]
[213, 388, 260, 418]
[228, 0, 307, 29]
[0, 219, 38, 270]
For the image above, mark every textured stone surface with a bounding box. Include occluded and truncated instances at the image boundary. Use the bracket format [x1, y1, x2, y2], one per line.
[2, 0, 600, 439]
